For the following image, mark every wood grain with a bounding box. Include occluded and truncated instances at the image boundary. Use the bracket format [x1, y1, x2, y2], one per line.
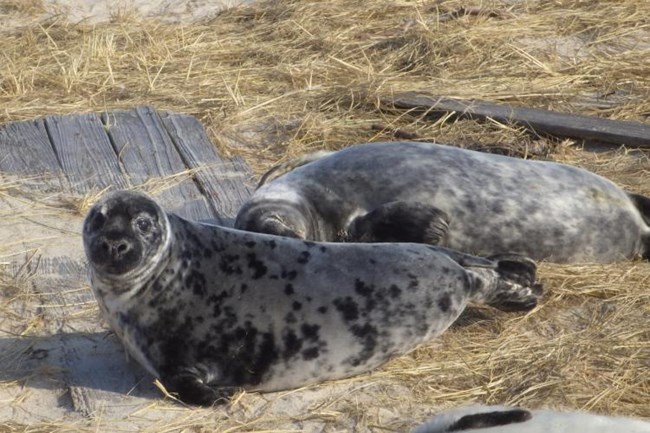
[44, 113, 128, 192]
[102, 107, 216, 221]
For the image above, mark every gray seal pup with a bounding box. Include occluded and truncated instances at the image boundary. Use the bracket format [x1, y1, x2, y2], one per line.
[234, 141, 650, 263]
[83, 190, 542, 406]
[412, 404, 650, 433]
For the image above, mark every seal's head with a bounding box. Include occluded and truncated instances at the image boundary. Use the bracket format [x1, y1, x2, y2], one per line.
[235, 186, 330, 239]
[83, 190, 170, 284]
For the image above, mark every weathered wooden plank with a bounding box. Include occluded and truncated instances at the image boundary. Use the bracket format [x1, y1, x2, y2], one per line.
[44, 113, 128, 193]
[388, 92, 650, 147]
[102, 107, 217, 221]
[0, 118, 61, 172]
[160, 112, 254, 222]
[0, 118, 66, 187]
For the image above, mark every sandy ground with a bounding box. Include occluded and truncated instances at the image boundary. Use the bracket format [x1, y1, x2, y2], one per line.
[2, 0, 253, 30]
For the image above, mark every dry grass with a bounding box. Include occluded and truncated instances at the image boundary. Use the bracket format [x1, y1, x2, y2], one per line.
[0, 0, 649, 431]
[1, 0, 649, 171]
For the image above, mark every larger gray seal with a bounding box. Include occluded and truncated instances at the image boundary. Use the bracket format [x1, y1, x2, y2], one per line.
[83, 190, 542, 406]
[234, 141, 650, 263]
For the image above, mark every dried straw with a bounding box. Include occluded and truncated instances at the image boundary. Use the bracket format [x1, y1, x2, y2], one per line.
[0, 0, 648, 431]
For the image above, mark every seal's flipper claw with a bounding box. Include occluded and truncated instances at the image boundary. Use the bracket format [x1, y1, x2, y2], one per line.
[165, 369, 237, 406]
[347, 201, 449, 244]
[467, 254, 543, 312]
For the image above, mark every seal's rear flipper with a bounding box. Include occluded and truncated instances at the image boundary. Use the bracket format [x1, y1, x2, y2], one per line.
[488, 254, 538, 288]
[628, 192, 650, 260]
[448, 409, 532, 431]
[629, 192, 650, 225]
[412, 407, 532, 433]
[347, 201, 449, 244]
[468, 254, 543, 312]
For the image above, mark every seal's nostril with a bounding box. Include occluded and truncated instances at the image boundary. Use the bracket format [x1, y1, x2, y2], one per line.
[117, 242, 128, 254]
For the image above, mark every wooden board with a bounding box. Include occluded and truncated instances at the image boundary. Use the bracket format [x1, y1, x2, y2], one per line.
[44, 112, 128, 192]
[101, 107, 215, 221]
[160, 111, 253, 224]
[388, 92, 650, 147]
[0, 117, 68, 191]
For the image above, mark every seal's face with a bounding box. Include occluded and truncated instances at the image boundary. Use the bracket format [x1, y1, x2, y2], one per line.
[83, 191, 167, 278]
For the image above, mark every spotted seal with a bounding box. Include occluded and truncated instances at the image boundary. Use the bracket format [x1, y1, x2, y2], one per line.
[83, 190, 542, 406]
[234, 141, 650, 263]
[412, 405, 650, 433]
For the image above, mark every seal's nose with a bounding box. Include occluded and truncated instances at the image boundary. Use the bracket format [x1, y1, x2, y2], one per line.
[97, 236, 132, 262]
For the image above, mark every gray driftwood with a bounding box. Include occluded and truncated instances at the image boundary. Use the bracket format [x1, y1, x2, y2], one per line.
[388, 92, 650, 147]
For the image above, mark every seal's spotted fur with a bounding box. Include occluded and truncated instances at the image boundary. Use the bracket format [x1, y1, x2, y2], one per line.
[235, 142, 650, 263]
[84, 191, 542, 406]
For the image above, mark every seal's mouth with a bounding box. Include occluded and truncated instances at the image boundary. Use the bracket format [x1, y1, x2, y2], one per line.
[87, 232, 144, 276]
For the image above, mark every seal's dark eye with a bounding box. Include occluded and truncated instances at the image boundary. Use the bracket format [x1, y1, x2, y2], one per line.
[136, 218, 152, 233]
[88, 210, 106, 231]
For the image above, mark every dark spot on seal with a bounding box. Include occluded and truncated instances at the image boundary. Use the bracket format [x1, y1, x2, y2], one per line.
[333, 297, 359, 322]
[297, 251, 310, 264]
[348, 323, 378, 366]
[245, 240, 256, 248]
[389, 284, 401, 298]
[282, 329, 303, 359]
[206, 290, 229, 305]
[407, 274, 419, 291]
[284, 284, 295, 295]
[285, 312, 297, 324]
[186, 270, 207, 297]
[491, 201, 504, 214]
[300, 323, 320, 342]
[203, 248, 213, 259]
[448, 409, 532, 431]
[281, 269, 297, 280]
[267, 240, 277, 249]
[354, 279, 374, 297]
[292, 301, 302, 311]
[220, 254, 241, 275]
[317, 306, 328, 314]
[240, 283, 248, 294]
[438, 294, 451, 312]
[302, 347, 320, 360]
[369, 258, 376, 265]
[320, 246, 327, 253]
[246, 253, 267, 279]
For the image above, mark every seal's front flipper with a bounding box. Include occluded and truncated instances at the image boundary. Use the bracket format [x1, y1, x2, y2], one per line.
[347, 201, 449, 244]
[165, 366, 238, 406]
[467, 254, 543, 312]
